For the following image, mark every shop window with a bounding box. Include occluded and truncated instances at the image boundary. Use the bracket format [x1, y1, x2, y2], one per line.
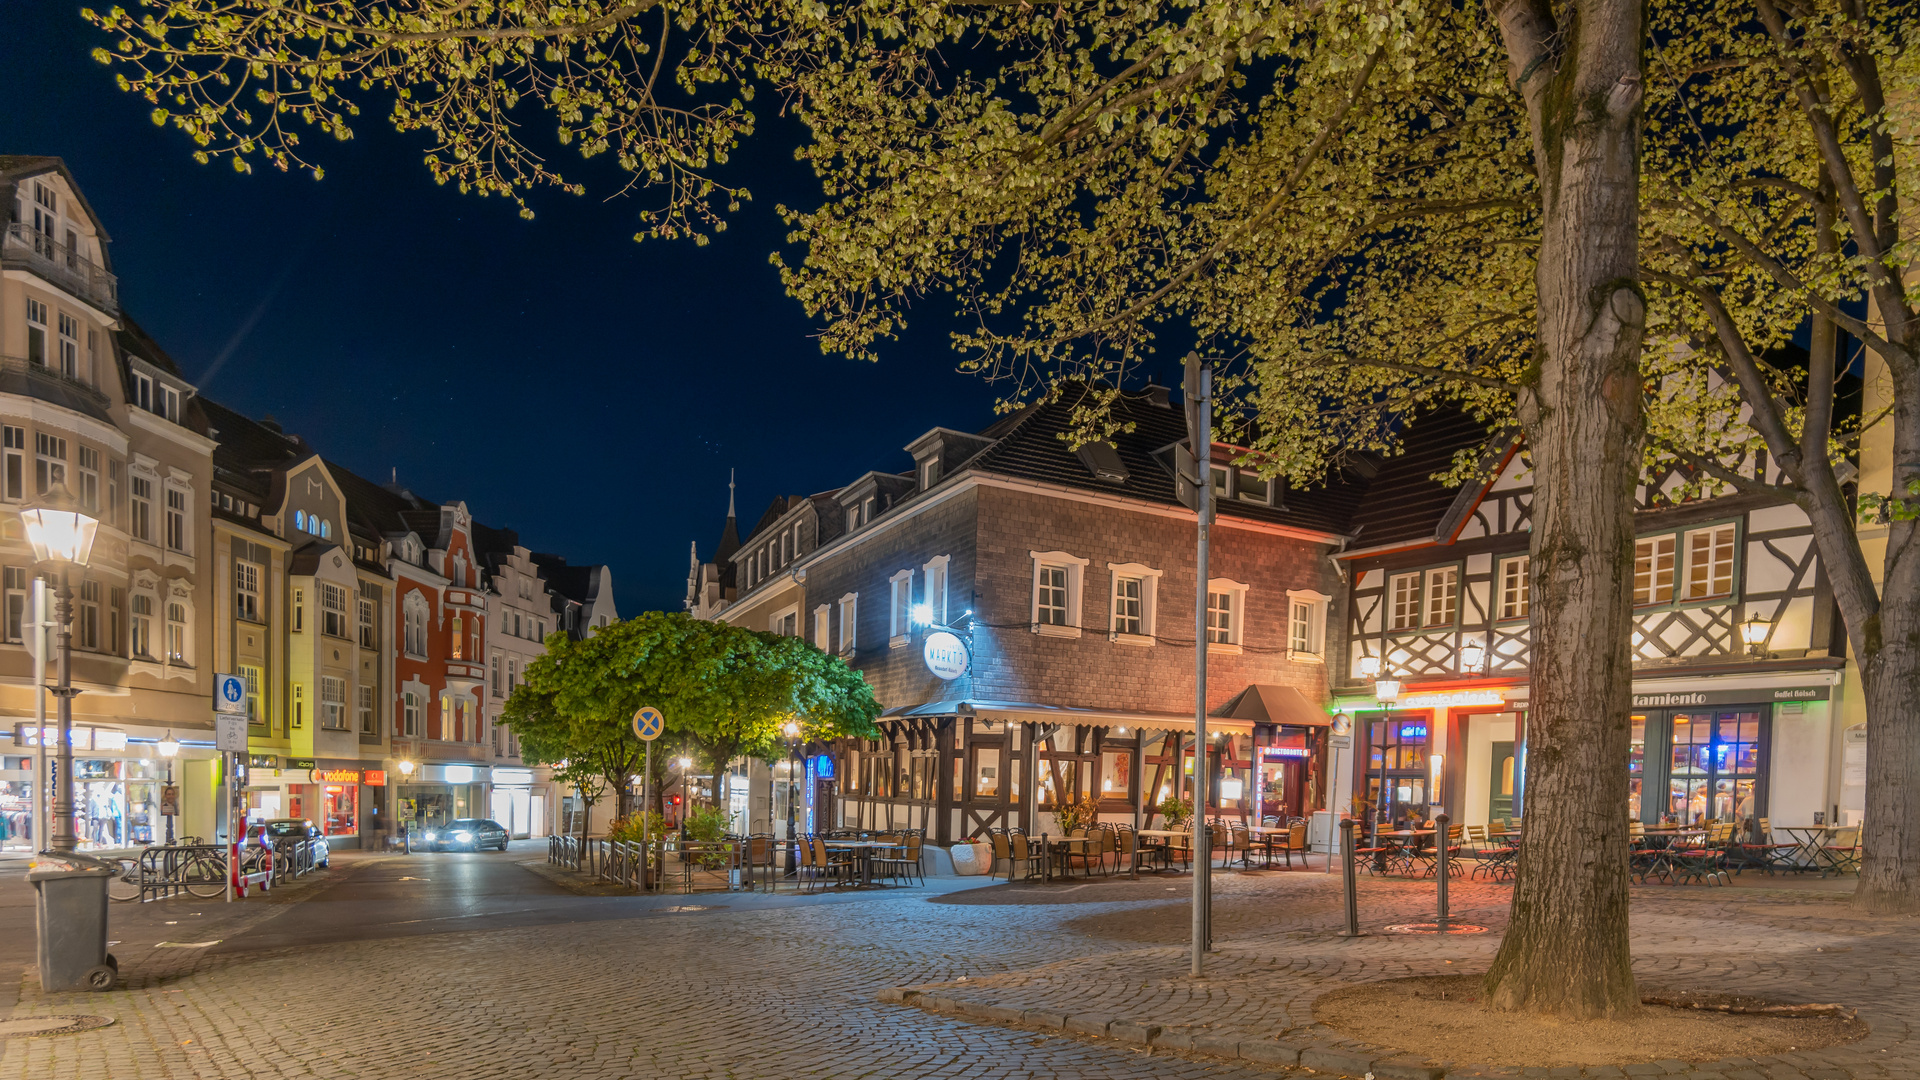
[1628, 714, 1645, 821]
[972, 746, 1002, 799]
[1665, 710, 1762, 825]
[1099, 748, 1132, 800]
[1422, 567, 1458, 627]
[1498, 555, 1531, 620]
[1683, 524, 1737, 600]
[323, 784, 357, 836]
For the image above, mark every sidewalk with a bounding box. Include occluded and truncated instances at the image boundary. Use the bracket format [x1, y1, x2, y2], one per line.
[882, 871, 1919, 1080]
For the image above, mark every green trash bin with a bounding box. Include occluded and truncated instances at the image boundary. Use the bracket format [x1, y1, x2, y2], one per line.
[27, 852, 119, 992]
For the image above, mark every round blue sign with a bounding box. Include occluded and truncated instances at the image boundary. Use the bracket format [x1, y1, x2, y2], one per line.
[632, 706, 665, 741]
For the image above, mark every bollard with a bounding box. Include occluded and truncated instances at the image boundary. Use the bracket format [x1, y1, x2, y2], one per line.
[1434, 812, 1452, 931]
[1338, 818, 1364, 937]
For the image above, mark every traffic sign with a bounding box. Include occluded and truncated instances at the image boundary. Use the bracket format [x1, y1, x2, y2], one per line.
[632, 706, 665, 741]
[214, 672, 247, 714]
[215, 714, 248, 752]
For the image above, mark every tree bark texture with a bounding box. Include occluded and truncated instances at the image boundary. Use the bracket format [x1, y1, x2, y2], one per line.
[1482, 0, 1645, 1018]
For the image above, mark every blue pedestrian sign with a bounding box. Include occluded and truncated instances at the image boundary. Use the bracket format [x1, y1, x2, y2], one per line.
[215, 672, 247, 715]
[632, 706, 665, 741]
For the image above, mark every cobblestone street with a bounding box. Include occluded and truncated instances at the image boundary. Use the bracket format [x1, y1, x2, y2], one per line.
[0, 849, 1913, 1079]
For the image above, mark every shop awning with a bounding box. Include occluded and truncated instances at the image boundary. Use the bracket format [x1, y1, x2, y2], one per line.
[1209, 684, 1331, 728]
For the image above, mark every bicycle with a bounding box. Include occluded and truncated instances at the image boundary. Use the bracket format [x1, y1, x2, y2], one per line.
[105, 856, 141, 902]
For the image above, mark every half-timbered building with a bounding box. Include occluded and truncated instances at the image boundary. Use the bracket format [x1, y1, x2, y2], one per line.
[1335, 412, 1849, 833]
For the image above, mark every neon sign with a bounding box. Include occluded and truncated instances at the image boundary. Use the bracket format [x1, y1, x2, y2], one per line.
[1399, 724, 1429, 740]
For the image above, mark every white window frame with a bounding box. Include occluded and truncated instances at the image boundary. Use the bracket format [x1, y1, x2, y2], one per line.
[320, 582, 349, 638]
[403, 591, 430, 658]
[76, 445, 97, 513]
[1681, 523, 1738, 601]
[919, 458, 940, 490]
[1423, 566, 1459, 628]
[837, 592, 858, 655]
[1, 427, 23, 503]
[1497, 555, 1531, 621]
[319, 676, 348, 730]
[813, 604, 831, 650]
[1235, 469, 1272, 505]
[1286, 588, 1331, 662]
[888, 569, 914, 647]
[1389, 572, 1420, 631]
[1105, 562, 1162, 646]
[922, 554, 951, 628]
[166, 599, 190, 664]
[1634, 535, 1677, 606]
[770, 603, 800, 638]
[1028, 550, 1089, 639]
[129, 472, 153, 543]
[358, 685, 377, 735]
[402, 691, 423, 737]
[164, 484, 189, 554]
[1206, 577, 1249, 654]
[235, 560, 262, 622]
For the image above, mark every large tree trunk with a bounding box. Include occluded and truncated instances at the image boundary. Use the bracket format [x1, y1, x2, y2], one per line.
[1482, 0, 1645, 1019]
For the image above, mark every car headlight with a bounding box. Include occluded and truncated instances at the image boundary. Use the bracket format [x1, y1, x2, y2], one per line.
[424, 831, 437, 841]
[454, 831, 473, 842]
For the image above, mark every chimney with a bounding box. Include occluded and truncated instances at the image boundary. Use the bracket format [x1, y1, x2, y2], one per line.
[1144, 382, 1171, 409]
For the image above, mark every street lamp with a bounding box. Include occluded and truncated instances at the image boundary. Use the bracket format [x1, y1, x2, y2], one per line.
[782, 721, 802, 878]
[157, 732, 180, 844]
[1458, 639, 1486, 674]
[677, 753, 693, 840]
[397, 761, 417, 852]
[22, 496, 98, 852]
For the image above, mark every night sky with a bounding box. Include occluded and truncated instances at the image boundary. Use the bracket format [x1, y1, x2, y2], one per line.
[4, 0, 1015, 615]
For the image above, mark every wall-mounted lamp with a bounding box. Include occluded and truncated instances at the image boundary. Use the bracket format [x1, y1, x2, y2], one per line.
[1459, 639, 1486, 674]
[1741, 613, 1770, 657]
[1357, 655, 1382, 678]
[910, 602, 933, 627]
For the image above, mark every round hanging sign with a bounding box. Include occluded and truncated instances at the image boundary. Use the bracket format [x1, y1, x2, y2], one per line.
[922, 630, 970, 680]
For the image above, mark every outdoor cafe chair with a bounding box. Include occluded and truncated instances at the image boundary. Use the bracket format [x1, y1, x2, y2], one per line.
[1008, 831, 1040, 881]
[1819, 826, 1862, 877]
[745, 834, 777, 891]
[988, 831, 1014, 881]
[1114, 825, 1145, 878]
[1733, 817, 1797, 876]
[1224, 823, 1254, 869]
[873, 832, 922, 886]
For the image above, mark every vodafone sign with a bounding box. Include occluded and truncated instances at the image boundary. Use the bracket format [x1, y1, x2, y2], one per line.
[922, 630, 970, 680]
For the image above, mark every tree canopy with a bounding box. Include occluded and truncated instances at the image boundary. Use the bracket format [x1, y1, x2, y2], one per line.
[499, 611, 881, 812]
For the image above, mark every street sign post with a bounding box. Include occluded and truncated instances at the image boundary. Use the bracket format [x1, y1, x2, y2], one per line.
[214, 673, 247, 714]
[633, 706, 664, 886]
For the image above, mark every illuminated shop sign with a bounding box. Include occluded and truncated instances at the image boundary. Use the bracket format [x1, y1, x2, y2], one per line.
[11, 724, 128, 752]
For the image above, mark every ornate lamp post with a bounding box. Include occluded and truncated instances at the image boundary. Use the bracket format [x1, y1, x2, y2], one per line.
[21, 496, 99, 852]
[157, 732, 180, 844]
[782, 720, 802, 878]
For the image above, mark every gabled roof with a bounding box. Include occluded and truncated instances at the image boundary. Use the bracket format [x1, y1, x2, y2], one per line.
[1341, 410, 1501, 550]
[0, 155, 113, 250]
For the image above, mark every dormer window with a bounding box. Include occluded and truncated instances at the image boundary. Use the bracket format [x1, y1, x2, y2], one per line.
[846, 506, 859, 531]
[920, 458, 940, 490]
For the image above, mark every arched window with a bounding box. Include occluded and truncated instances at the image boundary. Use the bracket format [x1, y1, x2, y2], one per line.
[404, 592, 429, 657]
[294, 510, 306, 532]
[166, 601, 187, 663]
[320, 520, 331, 539]
[451, 615, 464, 658]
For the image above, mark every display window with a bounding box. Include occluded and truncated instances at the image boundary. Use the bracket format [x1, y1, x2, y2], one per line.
[74, 758, 159, 848]
[323, 784, 357, 836]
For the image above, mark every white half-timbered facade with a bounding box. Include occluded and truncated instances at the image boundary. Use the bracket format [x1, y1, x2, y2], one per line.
[1335, 413, 1847, 835]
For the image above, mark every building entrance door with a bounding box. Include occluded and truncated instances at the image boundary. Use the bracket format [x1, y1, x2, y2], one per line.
[1487, 741, 1515, 822]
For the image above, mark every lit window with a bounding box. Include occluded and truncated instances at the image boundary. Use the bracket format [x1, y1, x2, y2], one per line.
[1683, 524, 1737, 600]
[1634, 536, 1677, 606]
[1498, 555, 1530, 620]
[1390, 572, 1420, 631]
[1423, 567, 1458, 628]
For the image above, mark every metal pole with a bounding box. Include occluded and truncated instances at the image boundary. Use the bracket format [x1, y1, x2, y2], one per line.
[28, 579, 46, 852]
[642, 740, 652, 889]
[1434, 812, 1452, 930]
[785, 743, 799, 880]
[1188, 357, 1212, 977]
[1339, 818, 1363, 936]
[50, 569, 76, 852]
[1325, 742, 1339, 874]
[226, 751, 236, 903]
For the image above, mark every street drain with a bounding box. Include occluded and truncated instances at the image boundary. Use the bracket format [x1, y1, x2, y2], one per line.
[0, 1015, 115, 1038]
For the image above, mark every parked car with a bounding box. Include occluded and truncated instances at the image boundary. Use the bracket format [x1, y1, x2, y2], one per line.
[420, 818, 510, 852]
[247, 818, 331, 869]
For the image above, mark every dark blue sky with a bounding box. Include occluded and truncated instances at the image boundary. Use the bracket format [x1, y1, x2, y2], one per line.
[5, 1, 1012, 615]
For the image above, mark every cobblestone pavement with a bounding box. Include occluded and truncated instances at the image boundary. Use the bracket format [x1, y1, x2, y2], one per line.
[0, 851, 1296, 1080]
[1, 855, 1913, 1079]
[895, 871, 1920, 1080]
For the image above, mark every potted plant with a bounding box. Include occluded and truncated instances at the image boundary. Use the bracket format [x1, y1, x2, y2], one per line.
[1055, 794, 1100, 834]
[1158, 794, 1194, 829]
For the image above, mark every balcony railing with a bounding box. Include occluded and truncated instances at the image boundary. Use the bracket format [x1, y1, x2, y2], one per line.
[2, 224, 119, 313]
[0, 353, 112, 413]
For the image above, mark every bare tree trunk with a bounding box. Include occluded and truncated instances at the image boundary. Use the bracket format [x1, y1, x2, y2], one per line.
[1483, 0, 1645, 1019]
